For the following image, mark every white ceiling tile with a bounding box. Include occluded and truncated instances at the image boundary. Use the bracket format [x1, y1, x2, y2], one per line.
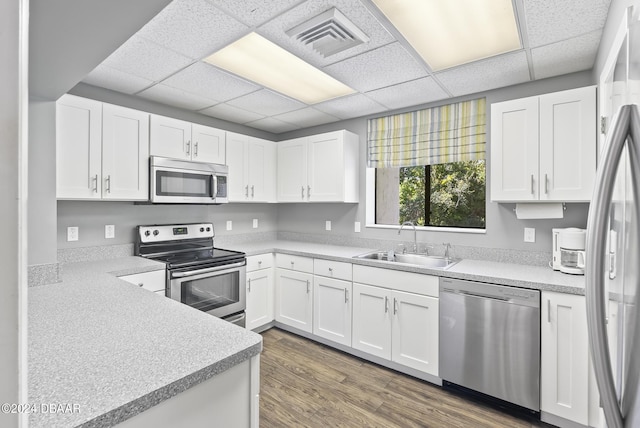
[323, 42, 428, 93]
[524, 0, 611, 48]
[365, 77, 450, 110]
[135, 0, 249, 60]
[82, 65, 154, 95]
[245, 117, 300, 133]
[199, 103, 265, 123]
[227, 89, 306, 116]
[532, 31, 602, 80]
[161, 62, 261, 102]
[257, 0, 395, 68]
[435, 51, 531, 97]
[138, 84, 217, 110]
[272, 107, 340, 128]
[314, 94, 387, 119]
[102, 35, 193, 82]
[211, 0, 302, 27]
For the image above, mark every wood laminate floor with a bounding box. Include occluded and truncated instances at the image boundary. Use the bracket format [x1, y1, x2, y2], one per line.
[259, 328, 550, 428]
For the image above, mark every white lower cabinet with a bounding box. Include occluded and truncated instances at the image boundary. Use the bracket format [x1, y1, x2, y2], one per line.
[118, 270, 166, 294]
[313, 276, 352, 346]
[352, 282, 439, 377]
[540, 291, 591, 425]
[246, 256, 274, 331]
[275, 267, 313, 333]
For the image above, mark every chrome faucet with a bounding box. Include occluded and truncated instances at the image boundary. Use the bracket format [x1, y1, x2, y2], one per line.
[398, 221, 418, 253]
[443, 243, 452, 261]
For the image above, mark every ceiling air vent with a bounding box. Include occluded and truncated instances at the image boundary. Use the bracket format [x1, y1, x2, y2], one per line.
[286, 7, 370, 58]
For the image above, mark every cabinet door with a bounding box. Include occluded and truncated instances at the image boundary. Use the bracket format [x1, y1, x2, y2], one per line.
[226, 132, 248, 201]
[149, 115, 191, 160]
[192, 124, 225, 164]
[307, 132, 343, 202]
[56, 94, 102, 199]
[391, 290, 438, 376]
[101, 104, 149, 200]
[490, 97, 540, 201]
[277, 138, 308, 202]
[539, 86, 596, 201]
[313, 276, 352, 346]
[541, 291, 589, 424]
[352, 283, 391, 359]
[248, 138, 276, 202]
[275, 268, 313, 332]
[246, 269, 274, 331]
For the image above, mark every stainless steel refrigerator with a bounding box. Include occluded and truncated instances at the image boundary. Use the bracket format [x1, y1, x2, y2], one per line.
[586, 7, 640, 428]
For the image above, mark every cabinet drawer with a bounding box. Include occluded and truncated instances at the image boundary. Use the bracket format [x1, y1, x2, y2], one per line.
[314, 259, 352, 281]
[353, 265, 438, 298]
[275, 253, 314, 273]
[246, 254, 273, 272]
[119, 269, 166, 293]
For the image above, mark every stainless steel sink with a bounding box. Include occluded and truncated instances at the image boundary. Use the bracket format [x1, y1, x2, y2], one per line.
[353, 251, 459, 270]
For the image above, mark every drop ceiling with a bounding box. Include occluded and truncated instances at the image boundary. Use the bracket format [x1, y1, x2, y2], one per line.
[80, 0, 612, 134]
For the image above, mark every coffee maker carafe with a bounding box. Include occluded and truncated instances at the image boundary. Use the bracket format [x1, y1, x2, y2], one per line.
[552, 228, 586, 275]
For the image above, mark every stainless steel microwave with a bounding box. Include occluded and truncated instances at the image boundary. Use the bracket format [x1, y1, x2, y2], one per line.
[150, 156, 228, 204]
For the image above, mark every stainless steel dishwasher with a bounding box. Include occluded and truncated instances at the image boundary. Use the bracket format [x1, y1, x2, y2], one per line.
[439, 277, 540, 412]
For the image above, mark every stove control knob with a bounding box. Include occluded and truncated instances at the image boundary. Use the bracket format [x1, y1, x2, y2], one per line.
[206, 227, 211, 232]
[153, 230, 159, 236]
[144, 230, 151, 237]
[200, 227, 204, 232]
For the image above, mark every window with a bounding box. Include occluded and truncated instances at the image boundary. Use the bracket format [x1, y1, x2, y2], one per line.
[375, 160, 485, 229]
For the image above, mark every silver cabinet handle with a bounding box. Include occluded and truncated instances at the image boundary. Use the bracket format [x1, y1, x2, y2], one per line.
[344, 288, 348, 303]
[547, 299, 551, 323]
[328, 268, 333, 275]
[186, 140, 191, 155]
[105, 175, 111, 193]
[138, 283, 144, 287]
[194, 141, 198, 156]
[306, 280, 310, 293]
[251, 185, 254, 198]
[307, 185, 311, 199]
[530, 174, 535, 195]
[245, 185, 249, 198]
[544, 173, 549, 194]
[393, 298, 398, 315]
[290, 261, 294, 268]
[258, 260, 262, 267]
[301, 185, 305, 199]
[586, 104, 639, 428]
[248, 278, 251, 292]
[91, 174, 98, 193]
[384, 296, 389, 313]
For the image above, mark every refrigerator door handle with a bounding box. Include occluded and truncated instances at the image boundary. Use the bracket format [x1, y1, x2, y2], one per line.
[586, 105, 639, 428]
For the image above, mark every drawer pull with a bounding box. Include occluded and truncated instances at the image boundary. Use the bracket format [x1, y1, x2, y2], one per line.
[384, 296, 389, 313]
[248, 278, 251, 292]
[393, 298, 398, 315]
[306, 280, 310, 293]
[344, 288, 349, 303]
[138, 283, 144, 287]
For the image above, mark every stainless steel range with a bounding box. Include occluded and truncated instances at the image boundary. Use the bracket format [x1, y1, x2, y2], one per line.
[135, 223, 246, 327]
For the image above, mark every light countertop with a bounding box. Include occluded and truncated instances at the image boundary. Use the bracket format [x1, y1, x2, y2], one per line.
[29, 257, 262, 428]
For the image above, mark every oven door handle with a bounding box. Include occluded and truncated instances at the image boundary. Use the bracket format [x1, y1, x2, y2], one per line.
[171, 261, 246, 278]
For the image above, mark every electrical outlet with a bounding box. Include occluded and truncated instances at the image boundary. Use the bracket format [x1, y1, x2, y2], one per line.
[325, 220, 332, 231]
[524, 227, 536, 243]
[67, 226, 79, 242]
[252, 219, 258, 229]
[354, 221, 361, 233]
[226, 220, 232, 231]
[105, 225, 115, 239]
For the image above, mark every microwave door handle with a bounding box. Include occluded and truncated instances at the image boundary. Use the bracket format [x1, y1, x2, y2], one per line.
[211, 175, 218, 201]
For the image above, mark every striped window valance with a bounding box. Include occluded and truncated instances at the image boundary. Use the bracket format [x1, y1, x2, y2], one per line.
[367, 98, 486, 168]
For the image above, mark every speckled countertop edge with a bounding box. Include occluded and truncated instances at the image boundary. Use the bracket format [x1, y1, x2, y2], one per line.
[234, 240, 585, 295]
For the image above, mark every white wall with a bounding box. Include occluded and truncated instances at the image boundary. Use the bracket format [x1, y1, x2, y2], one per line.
[0, 0, 27, 426]
[277, 71, 595, 252]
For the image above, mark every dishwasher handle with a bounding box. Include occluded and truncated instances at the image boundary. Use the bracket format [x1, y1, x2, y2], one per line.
[440, 278, 540, 308]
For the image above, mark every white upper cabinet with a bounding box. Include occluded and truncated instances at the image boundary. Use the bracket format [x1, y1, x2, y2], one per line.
[277, 130, 359, 203]
[491, 86, 596, 202]
[56, 95, 149, 201]
[226, 132, 276, 202]
[150, 115, 225, 164]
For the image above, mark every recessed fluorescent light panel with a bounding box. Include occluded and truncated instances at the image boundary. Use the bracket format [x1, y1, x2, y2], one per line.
[372, 0, 521, 71]
[204, 32, 356, 104]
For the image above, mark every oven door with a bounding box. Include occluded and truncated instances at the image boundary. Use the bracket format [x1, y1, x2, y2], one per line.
[169, 261, 246, 320]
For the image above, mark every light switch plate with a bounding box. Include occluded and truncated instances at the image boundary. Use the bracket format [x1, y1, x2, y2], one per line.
[105, 225, 115, 239]
[252, 219, 258, 229]
[524, 227, 536, 243]
[325, 220, 332, 231]
[67, 226, 79, 242]
[226, 221, 233, 231]
[354, 221, 361, 233]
